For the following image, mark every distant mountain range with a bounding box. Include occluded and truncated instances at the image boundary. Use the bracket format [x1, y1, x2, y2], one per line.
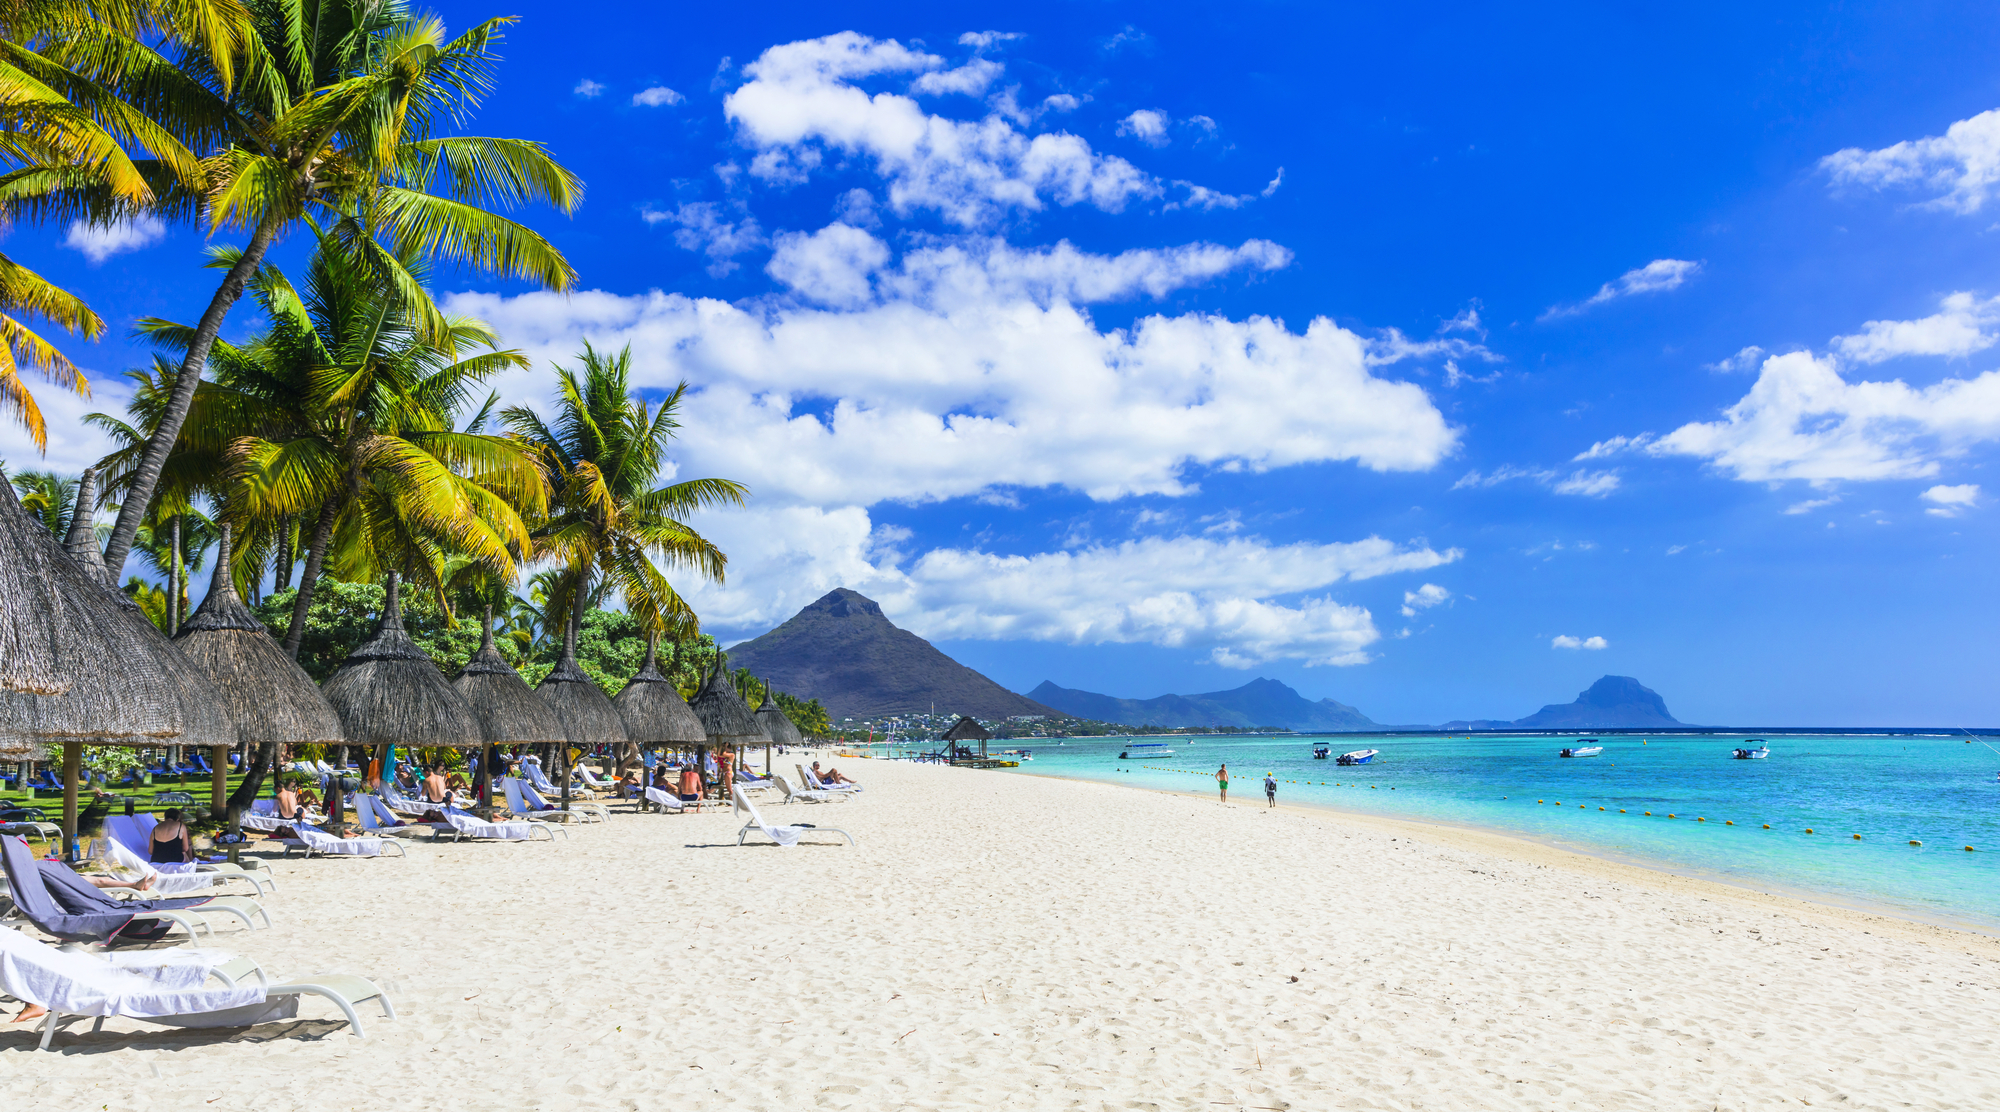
[724, 589, 1057, 720]
[1440, 675, 1685, 730]
[1028, 677, 1379, 731]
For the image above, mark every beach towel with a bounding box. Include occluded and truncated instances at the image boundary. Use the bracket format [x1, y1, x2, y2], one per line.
[442, 807, 537, 840]
[0, 927, 267, 1019]
[1, 836, 212, 943]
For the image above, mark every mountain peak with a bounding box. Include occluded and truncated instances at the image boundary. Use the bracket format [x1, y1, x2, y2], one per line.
[1028, 677, 1378, 731]
[808, 587, 886, 622]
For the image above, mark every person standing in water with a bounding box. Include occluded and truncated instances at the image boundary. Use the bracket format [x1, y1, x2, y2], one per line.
[1216, 763, 1229, 802]
[1264, 772, 1277, 808]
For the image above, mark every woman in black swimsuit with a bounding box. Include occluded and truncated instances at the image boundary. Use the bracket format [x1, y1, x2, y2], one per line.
[149, 807, 193, 868]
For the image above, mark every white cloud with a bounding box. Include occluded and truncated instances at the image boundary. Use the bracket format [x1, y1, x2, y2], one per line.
[831, 188, 879, 227]
[1542, 258, 1701, 320]
[1452, 465, 1621, 497]
[1706, 345, 1767, 373]
[870, 236, 1292, 308]
[1921, 483, 1980, 517]
[1650, 348, 2000, 484]
[691, 504, 1459, 666]
[63, 216, 166, 264]
[1400, 582, 1450, 617]
[765, 223, 891, 308]
[1551, 635, 1608, 650]
[1118, 109, 1171, 146]
[1783, 495, 1840, 515]
[911, 59, 1003, 97]
[1830, 292, 2000, 364]
[1042, 94, 1081, 113]
[1573, 433, 1653, 460]
[633, 86, 684, 107]
[723, 32, 1164, 225]
[641, 202, 766, 275]
[958, 31, 1024, 50]
[574, 78, 605, 98]
[1665, 544, 1687, 555]
[0, 370, 126, 471]
[1821, 107, 2000, 214]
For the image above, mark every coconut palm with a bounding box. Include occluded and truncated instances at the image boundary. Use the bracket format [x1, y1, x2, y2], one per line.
[501, 344, 746, 650]
[7, 467, 76, 533]
[10, 0, 583, 578]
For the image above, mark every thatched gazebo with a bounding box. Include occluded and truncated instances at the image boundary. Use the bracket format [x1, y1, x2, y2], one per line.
[612, 636, 705, 757]
[455, 607, 566, 809]
[2, 479, 237, 851]
[753, 689, 805, 767]
[689, 658, 769, 794]
[533, 613, 627, 809]
[943, 715, 993, 762]
[174, 524, 345, 817]
[322, 572, 482, 809]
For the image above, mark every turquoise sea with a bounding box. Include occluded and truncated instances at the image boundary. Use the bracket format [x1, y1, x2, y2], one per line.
[949, 733, 2000, 932]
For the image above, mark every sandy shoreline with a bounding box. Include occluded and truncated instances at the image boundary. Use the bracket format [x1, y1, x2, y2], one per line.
[6, 758, 1998, 1109]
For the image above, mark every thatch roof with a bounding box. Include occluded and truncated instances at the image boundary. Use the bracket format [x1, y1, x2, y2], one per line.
[320, 572, 482, 749]
[1, 478, 235, 747]
[754, 692, 806, 747]
[689, 657, 770, 745]
[943, 715, 993, 742]
[612, 638, 705, 745]
[534, 615, 628, 749]
[455, 608, 566, 745]
[173, 524, 344, 747]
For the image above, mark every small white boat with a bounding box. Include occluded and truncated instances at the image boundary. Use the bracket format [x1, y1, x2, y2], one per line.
[1312, 743, 1331, 760]
[1336, 749, 1378, 766]
[1731, 743, 1770, 760]
[1559, 745, 1604, 758]
[1120, 742, 1173, 760]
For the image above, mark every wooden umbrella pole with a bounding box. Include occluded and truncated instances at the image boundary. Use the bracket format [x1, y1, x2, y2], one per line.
[61, 741, 80, 862]
[210, 745, 227, 812]
[477, 743, 492, 818]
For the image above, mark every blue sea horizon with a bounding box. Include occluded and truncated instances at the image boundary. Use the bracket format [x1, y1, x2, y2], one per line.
[954, 732, 2000, 932]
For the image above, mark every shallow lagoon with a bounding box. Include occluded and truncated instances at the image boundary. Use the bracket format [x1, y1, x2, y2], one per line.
[982, 732, 2000, 931]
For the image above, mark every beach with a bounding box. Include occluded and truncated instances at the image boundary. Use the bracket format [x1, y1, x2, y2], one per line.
[8, 759, 1999, 1110]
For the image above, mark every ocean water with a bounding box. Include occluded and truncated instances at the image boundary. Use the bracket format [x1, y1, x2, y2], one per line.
[957, 733, 2000, 931]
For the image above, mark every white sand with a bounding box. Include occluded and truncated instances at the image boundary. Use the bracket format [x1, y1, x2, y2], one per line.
[7, 758, 2000, 1110]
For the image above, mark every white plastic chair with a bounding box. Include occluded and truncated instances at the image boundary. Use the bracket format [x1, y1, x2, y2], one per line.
[732, 786, 852, 848]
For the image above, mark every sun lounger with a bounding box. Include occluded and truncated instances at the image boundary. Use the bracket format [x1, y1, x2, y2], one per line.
[731, 786, 853, 848]
[441, 807, 555, 842]
[1, 836, 269, 941]
[637, 786, 692, 814]
[498, 777, 585, 827]
[799, 765, 861, 793]
[103, 816, 273, 897]
[272, 822, 406, 860]
[773, 773, 847, 804]
[512, 777, 607, 822]
[354, 794, 452, 840]
[0, 926, 393, 1049]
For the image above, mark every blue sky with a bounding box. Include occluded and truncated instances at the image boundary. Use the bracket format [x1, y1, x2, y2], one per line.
[8, 1, 2000, 725]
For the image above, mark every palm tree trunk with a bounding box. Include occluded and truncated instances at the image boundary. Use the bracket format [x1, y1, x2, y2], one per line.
[167, 516, 181, 636]
[282, 499, 341, 659]
[101, 215, 284, 578]
[274, 513, 295, 591]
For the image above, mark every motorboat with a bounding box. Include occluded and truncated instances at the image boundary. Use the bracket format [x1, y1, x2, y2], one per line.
[1731, 742, 1770, 760]
[1336, 749, 1378, 766]
[1119, 742, 1173, 760]
[1312, 743, 1331, 760]
[1559, 744, 1604, 758]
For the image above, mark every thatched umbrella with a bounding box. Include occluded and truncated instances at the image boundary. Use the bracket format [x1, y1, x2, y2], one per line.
[612, 636, 705, 747]
[752, 691, 803, 777]
[689, 657, 769, 796]
[1, 479, 237, 852]
[174, 524, 345, 818]
[322, 572, 482, 811]
[943, 715, 993, 762]
[534, 611, 627, 810]
[455, 606, 566, 810]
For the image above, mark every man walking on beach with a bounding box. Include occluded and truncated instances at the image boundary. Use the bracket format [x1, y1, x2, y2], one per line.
[1216, 763, 1229, 802]
[1264, 772, 1277, 809]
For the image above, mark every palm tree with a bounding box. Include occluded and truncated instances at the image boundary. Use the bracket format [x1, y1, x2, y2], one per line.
[7, 467, 77, 533]
[12, 0, 582, 578]
[502, 344, 746, 654]
[203, 231, 545, 654]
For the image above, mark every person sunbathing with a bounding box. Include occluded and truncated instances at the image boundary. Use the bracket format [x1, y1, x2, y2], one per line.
[275, 785, 305, 820]
[813, 762, 856, 786]
[422, 767, 458, 807]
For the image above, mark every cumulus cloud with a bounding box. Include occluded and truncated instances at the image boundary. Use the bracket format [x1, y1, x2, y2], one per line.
[722, 31, 1163, 225]
[959, 31, 1024, 49]
[1706, 345, 1767, 373]
[1042, 93, 1081, 113]
[1821, 107, 2000, 213]
[1783, 495, 1840, 515]
[1118, 109, 1171, 146]
[574, 78, 605, 98]
[1551, 634, 1609, 650]
[911, 58, 1003, 97]
[765, 223, 892, 308]
[1572, 434, 1653, 461]
[1452, 465, 1621, 497]
[1831, 292, 2000, 364]
[641, 202, 766, 275]
[1400, 583, 1450, 617]
[63, 216, 166, 263]
[632, 86, 683, 107]
[1542, 259, 1701, 320]
[0, 371, 124, 469]
[1921, 483, 1979, 517]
